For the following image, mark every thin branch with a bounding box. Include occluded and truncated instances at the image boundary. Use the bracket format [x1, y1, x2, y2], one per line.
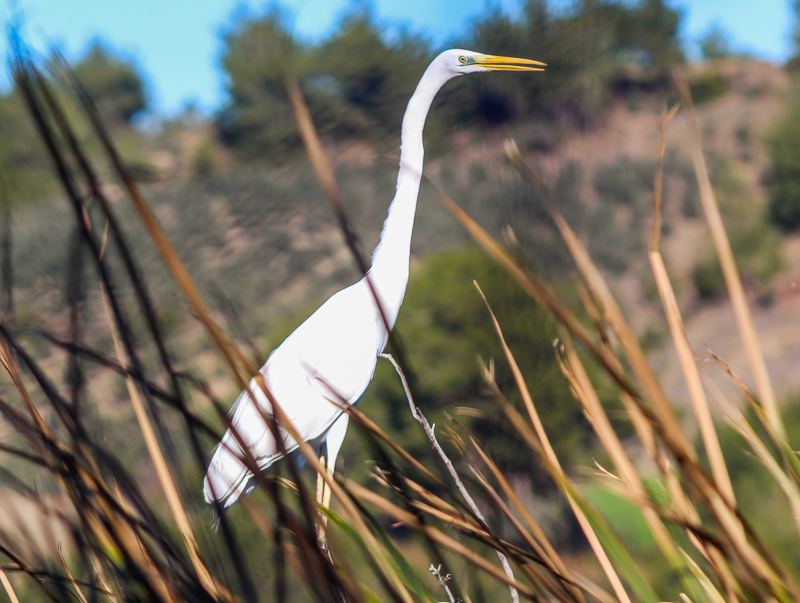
[379, 352, 520, 603]
[430, 564, 457, 603]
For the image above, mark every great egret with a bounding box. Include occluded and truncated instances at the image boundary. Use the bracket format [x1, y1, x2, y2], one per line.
[204, 49, 544, 511]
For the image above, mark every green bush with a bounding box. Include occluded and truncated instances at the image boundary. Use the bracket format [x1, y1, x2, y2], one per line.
[691, 257, 726, 299]
[766, 96, 800, 230]
[699, 24, 733, 60]
[713, 394, 800, 569]
[192, 139, 216, 176]
[688, 70, 730, 104]
[365, 247, 603, 485]
[73, 41, 149, 124]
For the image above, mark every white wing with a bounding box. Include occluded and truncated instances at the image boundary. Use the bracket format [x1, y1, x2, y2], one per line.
[204, 278, 387, 507]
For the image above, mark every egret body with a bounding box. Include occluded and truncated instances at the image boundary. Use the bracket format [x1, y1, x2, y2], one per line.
[204, 49, 543, 509]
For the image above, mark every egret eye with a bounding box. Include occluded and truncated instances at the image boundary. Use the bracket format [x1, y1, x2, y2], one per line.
[459, 56, 467, 64]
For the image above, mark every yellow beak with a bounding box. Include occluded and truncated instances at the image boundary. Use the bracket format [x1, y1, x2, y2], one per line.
[474, 54, 546, 72]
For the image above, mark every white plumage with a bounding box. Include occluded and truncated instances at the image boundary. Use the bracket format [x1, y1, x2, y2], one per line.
[204, 281, 384, 506]
[204, 49, 544, 509]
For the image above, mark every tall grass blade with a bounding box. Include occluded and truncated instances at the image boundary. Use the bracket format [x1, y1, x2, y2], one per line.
[647, 106, 735, 508]
[673, 68, 784, 440]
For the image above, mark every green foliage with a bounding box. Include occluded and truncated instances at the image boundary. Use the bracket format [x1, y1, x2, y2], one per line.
[73, 41, 148, 124]
[456, 0, 684, 129]
[311, 8, 433, 139]
[0, 90, 55, 202]
[217, 7, 304, 160]
[766, 93, 800, 230]
[688, 70, 730, 104]
[714, 395, 800, 571]
[192, 139, 216, 176]
[0, 40, 152, 206]
[366, 247, 595, 483]
[693, 160, 783, 299]
[691, 259, 726, 300]
[216, 0, 687, 158]
[628, 0, 685, 69]
[700, 24, 733, 60]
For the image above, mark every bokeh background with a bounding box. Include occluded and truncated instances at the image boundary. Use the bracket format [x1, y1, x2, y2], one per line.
[4, 0, 800, 599]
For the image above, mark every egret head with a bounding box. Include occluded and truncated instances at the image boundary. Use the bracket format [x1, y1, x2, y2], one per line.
[438, 49, 545, 77]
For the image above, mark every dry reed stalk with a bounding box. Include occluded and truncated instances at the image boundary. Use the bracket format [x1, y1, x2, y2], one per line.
[647, 106, 735, 508]
[58, 544, 89, 603]
[556, 334, 682, 568]
[465, 481, 579, 603]
[467, 435, 576, 587]
[504, 141, 694, 466]
[679, 550, 726, 603]
[649, 104, 680, 254]
[729, 413, 800, 542]
[474, 286, 634, 603]
[673, 69, 784, 441]
[649, 254, 734, 501]
[502, 139, 791, 596]
[467, 440, 594, 603]
[0, 568, 19, 603]
[98, 284, 220, 600]
[66, 50, 401, 603]
[379, 352, 520, 603]
[0, 330, 174, 600]
[344, 480, 538, 599]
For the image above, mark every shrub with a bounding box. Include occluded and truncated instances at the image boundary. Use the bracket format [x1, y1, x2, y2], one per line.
[366, 247, 602, 485]
[688, 70, 730, 104]
[692, 256, 726, 299]
[765, 96, 800, 230]
[73, 41, 149, 125]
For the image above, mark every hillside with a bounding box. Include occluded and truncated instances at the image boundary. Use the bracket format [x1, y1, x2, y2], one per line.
[5, 58, 796, 420]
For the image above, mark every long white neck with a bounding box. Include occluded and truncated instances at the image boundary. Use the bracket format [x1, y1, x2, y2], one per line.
[367, 64, 448, 329]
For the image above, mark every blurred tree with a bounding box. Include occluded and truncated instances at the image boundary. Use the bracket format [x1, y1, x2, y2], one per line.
[454, 0, 685, 130]
[217, 7, 304, 160]
[700, 24, 733, 60]
[218, 4, 435, 157]
[0, 91, 54, 203]
[216, 0, 687, 156]
[311, 6, 432, 138]
[765, 97, 800, 229]
[73, 41, 148, 125]
[451, 6, 531, 126]
[788, 0, 800, 70]
[623, 0, 684, 71]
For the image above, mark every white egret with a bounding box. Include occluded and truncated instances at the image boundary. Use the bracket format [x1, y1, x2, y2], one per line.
[204, 49, 544, 511]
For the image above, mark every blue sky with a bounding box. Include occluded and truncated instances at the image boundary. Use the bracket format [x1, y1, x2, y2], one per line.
[2, 0, 795, 116]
